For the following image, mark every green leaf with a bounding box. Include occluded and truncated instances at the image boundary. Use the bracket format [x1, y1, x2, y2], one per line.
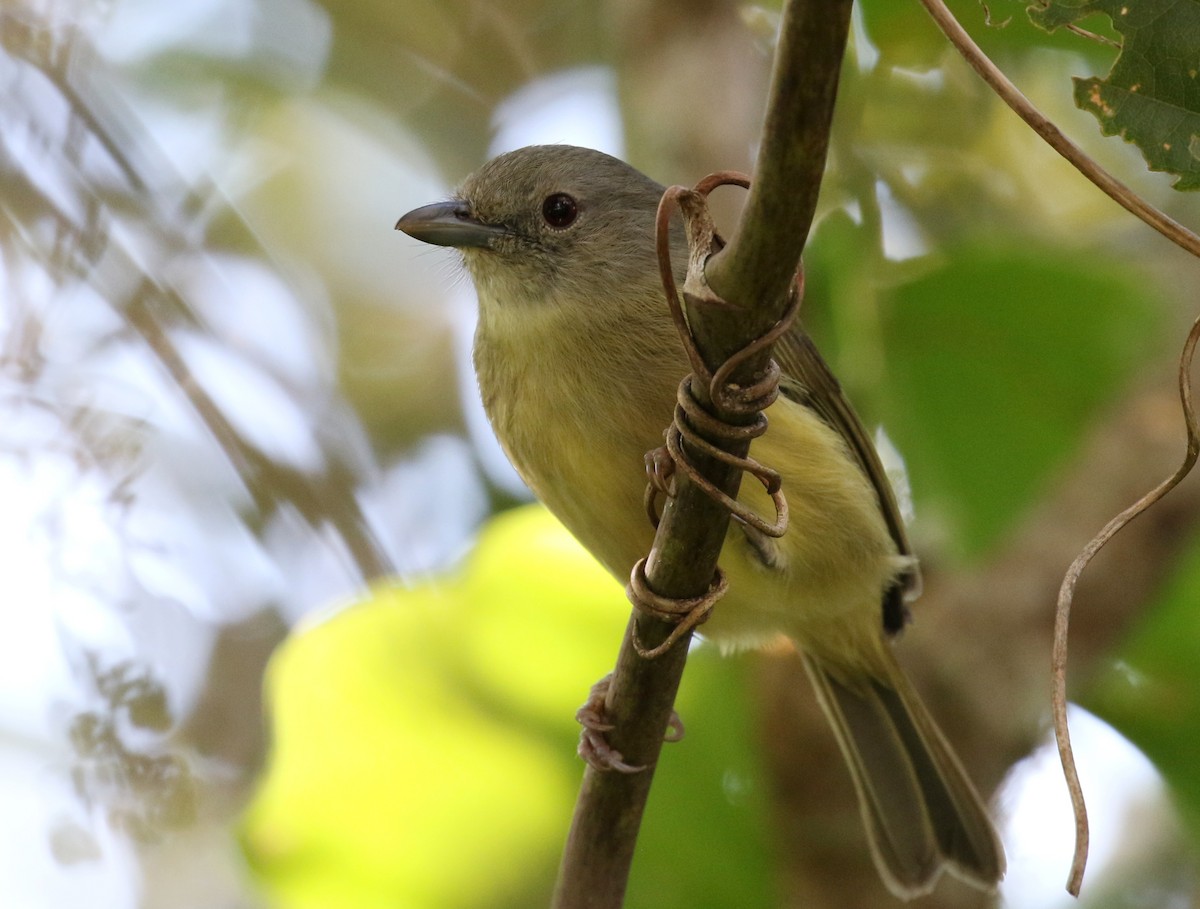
[875, 244, 1160, 556]
[627, 649, 779, 909]
[240, 506, 612, 909]
[241, 505, 776, 909]
[1028, 0, 1200, 190]
[859, 0, 1118, 70]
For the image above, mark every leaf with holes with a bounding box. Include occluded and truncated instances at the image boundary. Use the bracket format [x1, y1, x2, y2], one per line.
[1028, 0, 1200, 190]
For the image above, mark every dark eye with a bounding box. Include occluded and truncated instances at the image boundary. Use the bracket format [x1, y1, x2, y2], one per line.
[541, 193, 578, 228]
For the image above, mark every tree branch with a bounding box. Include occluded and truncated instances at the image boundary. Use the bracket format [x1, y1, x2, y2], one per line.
[705, 0, 852, 309]
[550, 2, 854, 907]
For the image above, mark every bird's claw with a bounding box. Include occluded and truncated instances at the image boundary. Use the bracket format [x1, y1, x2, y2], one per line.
[644, 445, 676, 496]
[574, 674, 685, 773]
[576, 675, 641, 772]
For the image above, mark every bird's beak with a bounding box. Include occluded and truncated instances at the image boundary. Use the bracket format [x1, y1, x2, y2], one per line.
[394, 201, 506, 249]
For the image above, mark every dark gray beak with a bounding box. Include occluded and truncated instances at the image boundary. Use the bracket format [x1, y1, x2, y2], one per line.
[394, 201, 506, 249]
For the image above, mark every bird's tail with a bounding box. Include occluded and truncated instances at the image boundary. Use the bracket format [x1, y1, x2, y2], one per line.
[801, 650, 1006, 899]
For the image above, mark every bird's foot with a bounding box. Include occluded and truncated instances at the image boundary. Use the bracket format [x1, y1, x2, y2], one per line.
[644, 445, 675, 495]
[575, 674, 685, 773]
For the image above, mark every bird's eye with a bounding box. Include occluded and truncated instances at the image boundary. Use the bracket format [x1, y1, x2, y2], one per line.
[541, 193, 579, 229]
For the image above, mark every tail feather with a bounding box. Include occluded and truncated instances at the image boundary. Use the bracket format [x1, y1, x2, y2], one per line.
[801, 652, 1005, 899]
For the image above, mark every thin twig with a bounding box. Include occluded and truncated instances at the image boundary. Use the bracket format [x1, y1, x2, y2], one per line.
[918, 0, 1200, 260]
[1052, 317, 1200, 895]
[1064, 23, 1120, 48]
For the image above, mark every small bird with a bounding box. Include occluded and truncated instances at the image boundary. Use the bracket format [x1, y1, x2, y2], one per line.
[396, 144, 1004, 899]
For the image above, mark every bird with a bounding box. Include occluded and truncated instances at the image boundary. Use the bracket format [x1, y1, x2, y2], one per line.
[395, 144, 1005, 899]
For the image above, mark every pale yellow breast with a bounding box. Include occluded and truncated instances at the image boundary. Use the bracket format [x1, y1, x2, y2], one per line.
[474, 301, 900, 676]
[473, 301, 675, 578]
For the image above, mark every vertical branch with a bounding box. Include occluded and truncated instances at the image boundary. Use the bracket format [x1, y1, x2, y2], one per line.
[705, 0, 853, 314]
[550, 2, 854, 907]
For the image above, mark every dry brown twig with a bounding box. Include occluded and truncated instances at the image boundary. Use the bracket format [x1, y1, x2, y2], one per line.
[1052, 318, 1200, 895]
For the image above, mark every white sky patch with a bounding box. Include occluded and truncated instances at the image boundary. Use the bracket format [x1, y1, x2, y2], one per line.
[96, 0, 330, 85]
[263, 506, 368, 625]
[842, 197, 863, 225]
[361, 434, 490, 578]
[0, 746, 139, 909]
[0, 454, 93, 739]
[891, 65, 947, 92]
[850, 2, 880, 72]
[998, 706, 1168, 909]
[873, 426, 914, 527]
[0, 409, 234, 738]
[169, 252, 333, 388]
[171, 331, 325, 472]
[877, 178, 928, 261]
[489, 66, 624, 159]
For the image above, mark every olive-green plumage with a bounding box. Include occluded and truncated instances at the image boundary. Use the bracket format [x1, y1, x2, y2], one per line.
[396, 145, 1004, 899]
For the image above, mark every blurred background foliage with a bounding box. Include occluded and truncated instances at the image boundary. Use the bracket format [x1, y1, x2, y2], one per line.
[1, 0, 1198, 908]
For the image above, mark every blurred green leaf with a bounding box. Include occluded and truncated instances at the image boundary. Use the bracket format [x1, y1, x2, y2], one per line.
[241, 506, 607, 909]
[627, 649, 778, 909]
[1028, 0, 1200, 190]
[876, 244, 1161, 555]
[1088, 530, 1200, 837]
[242, 505, 775, 909]
[860, 0, 1119, 69]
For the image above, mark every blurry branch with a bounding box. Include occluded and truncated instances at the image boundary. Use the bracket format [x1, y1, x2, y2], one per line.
[0, 17, 394, 583]
[125, 288, 395, 582]
[551, 2, 853, 908]
[0, 14, 146, 192]
[918, 0, 1200, 260]
[704, 0, 849, 308]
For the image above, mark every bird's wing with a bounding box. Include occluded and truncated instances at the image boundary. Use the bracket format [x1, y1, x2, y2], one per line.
[772, 328, 920, 633]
